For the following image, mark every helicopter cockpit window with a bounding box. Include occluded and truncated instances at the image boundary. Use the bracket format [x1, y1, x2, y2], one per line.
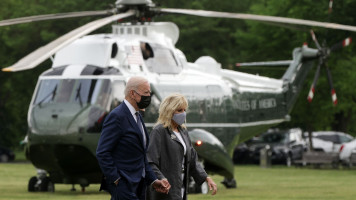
[34, 79, 60, 105]
[57, 80, 75, 103]
[33, 79, 111, 134]
[90, 79, 111, 108]
[87, 79, 111, 133]
[34, 79, 111, 109]
[140, 42, 181, 74]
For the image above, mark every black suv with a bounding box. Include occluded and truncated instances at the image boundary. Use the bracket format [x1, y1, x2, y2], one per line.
[234, 128, 306, 166]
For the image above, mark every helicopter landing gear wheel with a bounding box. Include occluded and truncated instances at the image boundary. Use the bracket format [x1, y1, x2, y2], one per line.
[187, 178, 209, 194]
[40, 177, 55, 192]
[221, 177, 237, 188]
[28, 176, 39, 192]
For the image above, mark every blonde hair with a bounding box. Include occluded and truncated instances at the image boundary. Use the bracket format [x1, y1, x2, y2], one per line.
[156, 93, 188, 130]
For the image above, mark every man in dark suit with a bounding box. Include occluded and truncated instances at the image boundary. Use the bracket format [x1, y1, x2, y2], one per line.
[96, 76, 170, 200]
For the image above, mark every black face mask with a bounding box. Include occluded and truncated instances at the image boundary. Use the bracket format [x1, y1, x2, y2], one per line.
[135, 93, 151, 109]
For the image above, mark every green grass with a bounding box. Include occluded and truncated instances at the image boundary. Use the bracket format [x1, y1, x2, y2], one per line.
[1, 162, 356, 200]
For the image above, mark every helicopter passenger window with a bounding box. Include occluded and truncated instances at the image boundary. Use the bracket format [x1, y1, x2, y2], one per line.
[141, 42, 154, 60]
[140, 42, 181, 74]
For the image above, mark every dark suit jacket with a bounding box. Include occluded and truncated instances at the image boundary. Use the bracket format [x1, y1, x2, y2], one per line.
[146, 124, 207, 200]
[96, 102, 156, 193]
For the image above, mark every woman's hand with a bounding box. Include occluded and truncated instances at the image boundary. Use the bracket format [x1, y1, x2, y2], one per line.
[206, 177, 217, 195]
[152, 179, 171, 194]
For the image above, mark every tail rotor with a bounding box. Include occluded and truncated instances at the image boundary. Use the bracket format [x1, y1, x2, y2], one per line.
[306, 1, 351, 106]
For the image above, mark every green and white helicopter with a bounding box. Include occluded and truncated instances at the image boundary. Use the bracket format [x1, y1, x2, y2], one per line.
[1, 0, 353, 193]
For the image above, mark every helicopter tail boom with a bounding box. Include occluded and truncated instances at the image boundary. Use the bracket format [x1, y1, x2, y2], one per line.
[282, 45, 319, 112]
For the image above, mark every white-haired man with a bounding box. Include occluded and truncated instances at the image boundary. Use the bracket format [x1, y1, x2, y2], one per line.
[96, 76, 170, 200]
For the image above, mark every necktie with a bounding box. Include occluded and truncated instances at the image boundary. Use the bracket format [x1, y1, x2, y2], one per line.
[135, 112, 146, 147]
[135, 112, 146, 178]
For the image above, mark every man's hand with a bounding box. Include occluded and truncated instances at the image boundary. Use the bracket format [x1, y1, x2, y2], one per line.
[152, 179, 171, 194]
[206, 177, 217, 195]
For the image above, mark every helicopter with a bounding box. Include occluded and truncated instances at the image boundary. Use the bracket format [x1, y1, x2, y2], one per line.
[1, 0, 355, 193]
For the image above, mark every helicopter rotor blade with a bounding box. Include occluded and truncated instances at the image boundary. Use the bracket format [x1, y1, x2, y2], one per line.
[328, 0, 334, 15]
[307, 61, 322, 103]
[325, 64, 338, 105]
[330, 37, 352, 52]
[0, 10, 114, 27]
[160, 8, 356, 32]
[326, 0, 333, 26]
[2, 10, 134, 72]
[310, 30, 322, 50]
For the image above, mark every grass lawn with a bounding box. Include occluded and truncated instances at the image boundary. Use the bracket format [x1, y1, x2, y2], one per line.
[1, 161, 356, 200]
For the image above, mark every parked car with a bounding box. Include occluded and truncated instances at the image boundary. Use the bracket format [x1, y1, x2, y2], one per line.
[0, 146, 15, 162]
[308, 137, 333, 152]
[339, 139, 356, 166]
[233, 128, 306, 166]
[233, 137, 259, 164]
[306, 131, 354, 153]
